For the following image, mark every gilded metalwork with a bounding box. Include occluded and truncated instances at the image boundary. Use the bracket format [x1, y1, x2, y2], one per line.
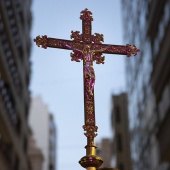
[80, 8, 93, 21]
[97, 168, 118, 170]
[85, 100, 94, 124]
[126, 44, 140, 57]
[33, 8, 139, 169]
[34, 35, 48, 48]
[79, 155, 103, 169]
[71, 31, 82, 42]
[83, 125, 98, 138]
[92, 33, 104, 44]
[93, 53, 105, 64]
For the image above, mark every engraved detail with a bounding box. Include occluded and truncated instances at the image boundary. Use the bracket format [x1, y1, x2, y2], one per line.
[34, 35, 48, 49]
[126, 44, 140, 57]
[70, 43, 84, 62]
[48, 38, 61, 48]
[107, 45, 126, 54]
[71, 31, 82, 42]
[93, 53, 105, 64]
[71, 51, 83, 62]
[83, 20, 92, 43]
[85, 100, 95, 125]
[80, 8, 93, 21]
[83, 125, 98, 138]
[92, 33, 104, 44]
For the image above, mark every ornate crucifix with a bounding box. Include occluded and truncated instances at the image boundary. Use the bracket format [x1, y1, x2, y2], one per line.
[34, 8, 139, 170]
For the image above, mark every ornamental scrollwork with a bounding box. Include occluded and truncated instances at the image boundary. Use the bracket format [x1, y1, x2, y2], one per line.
[80, 8, 93, 21]
[92, 33, 104, 44]
[70, 51, 83, 62]
[126, 44, 140, 57]
[34, 35, 48, 49]
[71, 31, 82, 42]
[85, 100, 95, 125]
[93, 54, 105, 64]
[83, 125, 98, 138]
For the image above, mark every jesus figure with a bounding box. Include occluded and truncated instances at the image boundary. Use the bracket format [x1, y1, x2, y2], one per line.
[63, 43, 107, 96]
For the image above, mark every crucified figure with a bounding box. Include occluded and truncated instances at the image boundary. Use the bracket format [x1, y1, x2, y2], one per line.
[63, 43, 107, 96]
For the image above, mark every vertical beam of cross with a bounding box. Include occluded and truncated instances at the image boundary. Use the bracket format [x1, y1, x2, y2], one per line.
[34, 8, 139, 170]
[80, 10, 100, 169]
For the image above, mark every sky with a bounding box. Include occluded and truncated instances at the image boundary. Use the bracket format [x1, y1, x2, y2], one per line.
[30, 0, 126, 170]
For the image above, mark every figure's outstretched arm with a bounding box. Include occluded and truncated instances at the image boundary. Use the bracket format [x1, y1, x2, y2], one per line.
[63, 43, 71, 49]
[93, 48, 107, 53]
[63, 42, 82, 52]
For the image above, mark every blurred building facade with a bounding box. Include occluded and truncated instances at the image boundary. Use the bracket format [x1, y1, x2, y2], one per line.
[28, 129, 44, 170]
[111, 93, 131, 170]
[29, 96, 57, 170]
[121, 0, 170, 170]
[0, 0, 32, 169]
[96, 138, 112, 168]
[49, 113, 57, 170]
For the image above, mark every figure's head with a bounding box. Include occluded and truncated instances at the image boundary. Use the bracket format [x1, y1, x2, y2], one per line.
[84, 45, 91, 52]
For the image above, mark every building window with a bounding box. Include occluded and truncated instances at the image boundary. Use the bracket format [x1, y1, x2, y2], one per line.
[115, 106, 121, 123]
[117, 133, 122, 152]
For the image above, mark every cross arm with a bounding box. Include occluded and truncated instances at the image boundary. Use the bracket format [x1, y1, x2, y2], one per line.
[34, 35, 85, 62]
[33, 35, 84, 51]
[92, 43, 140, 57]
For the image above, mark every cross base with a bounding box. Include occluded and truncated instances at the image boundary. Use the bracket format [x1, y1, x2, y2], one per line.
[79, 155, 103, 169]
